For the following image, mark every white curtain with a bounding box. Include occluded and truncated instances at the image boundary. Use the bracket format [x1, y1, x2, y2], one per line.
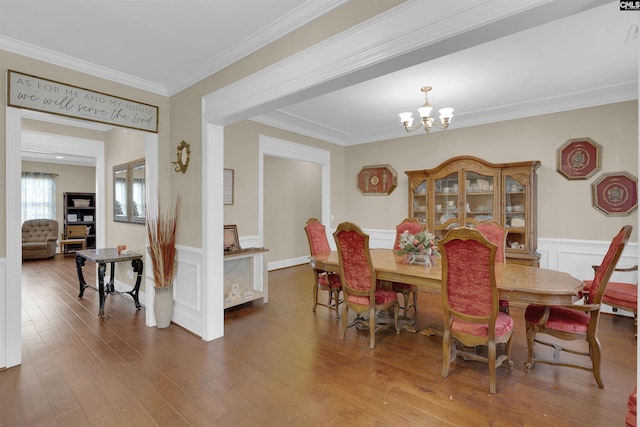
[21, 172, 57, 222]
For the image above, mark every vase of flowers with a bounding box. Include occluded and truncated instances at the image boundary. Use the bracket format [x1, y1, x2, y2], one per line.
[396, 229, 440, 266]
[146, 195, 181, 328]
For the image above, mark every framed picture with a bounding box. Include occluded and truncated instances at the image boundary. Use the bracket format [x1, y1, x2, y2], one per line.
[224, 225, 240, 251]
[591, 172, 638, 216]
[557, 137, 601, 180]
[224, 168, 234, 205]
[84, 215, 93, 222]
[67, 214, 78, 222]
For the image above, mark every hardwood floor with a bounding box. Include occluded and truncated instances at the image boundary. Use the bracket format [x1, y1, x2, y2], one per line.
[1, 256, 636, 426]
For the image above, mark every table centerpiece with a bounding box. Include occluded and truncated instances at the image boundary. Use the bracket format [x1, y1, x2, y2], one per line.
[396, 229, 440, 266]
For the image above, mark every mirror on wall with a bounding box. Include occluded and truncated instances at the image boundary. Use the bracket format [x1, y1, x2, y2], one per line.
[113, 158, 145, 224]
[130, 159, 146, 224]
[114, 163, 128, 222]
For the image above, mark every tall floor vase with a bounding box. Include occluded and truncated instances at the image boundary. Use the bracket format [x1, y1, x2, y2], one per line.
[154, 286, 174, 328]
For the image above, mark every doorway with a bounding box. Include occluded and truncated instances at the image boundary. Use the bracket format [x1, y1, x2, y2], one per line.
[4, 107, 158, 368]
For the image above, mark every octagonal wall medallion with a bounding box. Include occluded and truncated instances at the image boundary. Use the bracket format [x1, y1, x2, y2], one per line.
[591, 172, 638, 216]
[357, 164, 397, 195]
[557, 137, 602, 180]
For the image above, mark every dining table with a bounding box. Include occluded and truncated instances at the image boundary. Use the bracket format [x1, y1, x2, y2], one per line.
[310, 249, 585, 334]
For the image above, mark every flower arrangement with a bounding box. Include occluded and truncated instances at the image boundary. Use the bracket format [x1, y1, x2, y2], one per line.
[146, 195, 181, 288]
[396, 230, 440, 266]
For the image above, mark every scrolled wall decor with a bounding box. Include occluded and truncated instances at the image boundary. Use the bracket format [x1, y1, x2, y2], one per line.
[172, 140, 191, 173]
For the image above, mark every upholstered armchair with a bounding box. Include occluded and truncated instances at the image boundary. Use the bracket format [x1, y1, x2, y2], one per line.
[333, 222, 399, 348]
[391, 218, 422, 317]
[524, 225, 633, 388]
[475, 220, 510, 314]
[438, 227, 514, 394]
[22, 219, 58, 260]
[304, 218, 342, 318]
[586, 264, 637, 336]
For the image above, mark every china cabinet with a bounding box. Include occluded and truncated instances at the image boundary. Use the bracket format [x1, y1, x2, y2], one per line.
[406, 156, 541, 266]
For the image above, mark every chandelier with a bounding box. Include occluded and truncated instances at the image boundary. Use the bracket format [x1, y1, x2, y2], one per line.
[399, 86, 454, 133]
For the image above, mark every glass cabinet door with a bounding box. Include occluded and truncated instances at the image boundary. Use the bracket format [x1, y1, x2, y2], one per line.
[504, 175, 526, 252]
[465, 170, 495, 227]
[411, 179, 428, 225]
[434, 172, 459, 238]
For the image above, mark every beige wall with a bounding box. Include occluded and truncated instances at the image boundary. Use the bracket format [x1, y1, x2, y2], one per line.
[223, 120, 346, 238]
[344, 101, 638, 242]
[105, 129, 147, 290]
[264, 156, 321, 263]
[21, 160, 95, 235]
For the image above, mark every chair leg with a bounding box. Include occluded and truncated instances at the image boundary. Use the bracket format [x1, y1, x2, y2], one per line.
[312, 280, 319, 313]
[412, 289, 418, 314]
[331, 289, 341, 320]
[369, 307, 376, 349]
[525, 323, 535, 372]
[341, 304, 348, 340]
[488, 341, 497, 394]
[394, 302, 400, 334]
[442, 329, 452, 378]
[589, 334, 604, 388]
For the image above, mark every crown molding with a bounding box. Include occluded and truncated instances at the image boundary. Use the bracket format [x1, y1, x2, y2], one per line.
[0, 36, 169, 96]
[1, 1, 349, 97]
[203, 0, 609, 127]
[165, 0, 349, 95]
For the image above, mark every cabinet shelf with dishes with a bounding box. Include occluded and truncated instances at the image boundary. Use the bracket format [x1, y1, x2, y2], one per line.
[406, 156, 541, 266]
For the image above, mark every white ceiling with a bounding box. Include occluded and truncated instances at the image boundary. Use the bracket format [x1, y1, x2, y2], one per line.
[1, 0, 638, 149]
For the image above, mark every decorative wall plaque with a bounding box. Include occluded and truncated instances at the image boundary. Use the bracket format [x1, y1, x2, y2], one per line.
[591, 172, 638, 216]
[557, 137, 601, 180]
[8, 70, 159, 133]
[357, 164, 397, 195]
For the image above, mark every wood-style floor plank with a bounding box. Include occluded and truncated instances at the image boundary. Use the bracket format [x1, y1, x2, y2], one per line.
[0, 256, 635, 426]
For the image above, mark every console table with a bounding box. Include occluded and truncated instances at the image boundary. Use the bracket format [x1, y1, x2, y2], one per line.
[76, 248, 144, 317]
[224, 247, 269, 309]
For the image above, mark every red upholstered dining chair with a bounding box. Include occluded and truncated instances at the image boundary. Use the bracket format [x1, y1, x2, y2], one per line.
[438, 227, 514, 394]
[304, 218, 342, 319]
[333, 222, 400, 349]
[586, 264, 637, 336]
[392, 218, 422, 316]
[475, 220, 510, 314]
[524, 225, 633, 388]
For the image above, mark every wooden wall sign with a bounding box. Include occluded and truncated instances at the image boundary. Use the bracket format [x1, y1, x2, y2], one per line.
[8, 70, 158, 133]
[357, 164, 397, 195]
[591, 172, 638, 216]
[557, 137, 601, 180]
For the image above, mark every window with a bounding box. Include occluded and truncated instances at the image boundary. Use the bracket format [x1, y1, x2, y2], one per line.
[21, 172, 57, 222]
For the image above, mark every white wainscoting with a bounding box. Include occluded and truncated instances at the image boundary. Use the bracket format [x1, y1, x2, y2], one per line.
[172, 245, 204, 335]
[276, 228, 638, 317]
[114, 245, 204, 336]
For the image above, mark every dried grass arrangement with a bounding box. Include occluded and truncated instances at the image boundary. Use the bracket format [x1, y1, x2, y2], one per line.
[146, 195, 181, 288]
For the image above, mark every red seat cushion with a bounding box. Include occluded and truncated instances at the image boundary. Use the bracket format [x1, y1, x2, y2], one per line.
[318, 273, 342, 289]
[525, 304, 590, 334]
[452, 312, 514, 337]
[602, 282, 637, 311]
[347, 289, 397, 306]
